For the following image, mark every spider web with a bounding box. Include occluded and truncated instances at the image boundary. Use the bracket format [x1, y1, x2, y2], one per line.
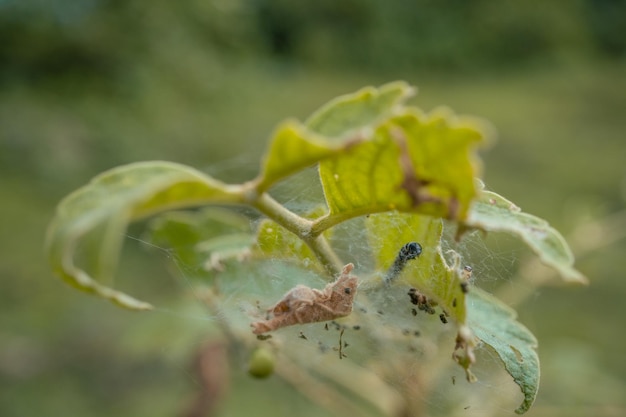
[120, 153, 530, 417]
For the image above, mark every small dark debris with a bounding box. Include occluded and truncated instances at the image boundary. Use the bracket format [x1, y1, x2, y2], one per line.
[256, 334, 272, 341]
[402, 329, 411, 336]
[421, 304, 436, 315]
[344, 287, 351, 294]
[439, 314, 448, 324]
[352, 325, 361, 330]
[411, 308, 418, 316]
[460, 282, 470, 294]
[452, 298, 457, 307]
[409, 287, 436, 314]
[324, 323, 329, 331]
[298, 332, 308, 340]
[331, 321, 343, 330]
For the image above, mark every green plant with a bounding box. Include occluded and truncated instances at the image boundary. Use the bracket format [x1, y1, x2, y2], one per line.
[45, 82, 586, 416]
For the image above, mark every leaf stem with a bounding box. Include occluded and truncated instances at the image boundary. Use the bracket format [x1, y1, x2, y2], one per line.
[310, 206, 393, 236]
[251, 192, 343, 276]
[305, 235, 344, 276]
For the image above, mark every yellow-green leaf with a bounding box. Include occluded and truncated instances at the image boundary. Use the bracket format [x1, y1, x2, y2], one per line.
[45, 161, 243, 310]
[366, 212, 467, 323]
[465, 190, 587, 284]
[305, 81, 415, 139]
[256, 82, 416, 193]
[467, 288, 540, 414]
[256, 121, 340, 193]
[255, 206, 330, 271]
[255, 219, 317, 264]
[320, 108, 487, 225]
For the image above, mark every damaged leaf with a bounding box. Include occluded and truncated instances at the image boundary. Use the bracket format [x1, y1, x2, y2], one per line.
[465, 189, 587, 284]
[319, 108, 487, 225]
[251, 263, 358, 334]
[467, 287, 540, 414]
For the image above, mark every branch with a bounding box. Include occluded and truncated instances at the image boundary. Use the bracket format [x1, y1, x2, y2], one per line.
[250, 191, 343, 276]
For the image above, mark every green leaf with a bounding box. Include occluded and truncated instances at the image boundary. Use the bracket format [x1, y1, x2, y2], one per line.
[256, 82, 415, 193]
[256, 121, 340, 193]
[45, 161, 243, 310]
[143, 207, 253, 277]
[366, 212, 467, 323]
[255, 219, 317, 265]
[305, 81, 415, 139]
[465, 190, 587, 284]
[255, 206, 330, 271]
[467, 288, 540, 414]
[319, 108, 487, 225]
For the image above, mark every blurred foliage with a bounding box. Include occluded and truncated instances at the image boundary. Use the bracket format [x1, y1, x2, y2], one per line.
[2, 0, 626, 79]
[2, 0, 625, 193]
[1, 1, 626, 416]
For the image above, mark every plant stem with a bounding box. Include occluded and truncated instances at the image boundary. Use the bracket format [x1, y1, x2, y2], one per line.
[305, 235, 344, 276]
[310, 205, 393, 236]
[251, 192, 343, 276]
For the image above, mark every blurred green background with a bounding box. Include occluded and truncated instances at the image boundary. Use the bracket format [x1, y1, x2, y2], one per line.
[1, 1, 625, 416]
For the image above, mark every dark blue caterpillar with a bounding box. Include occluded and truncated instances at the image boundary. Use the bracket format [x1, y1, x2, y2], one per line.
[384, 241, 422, 284]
